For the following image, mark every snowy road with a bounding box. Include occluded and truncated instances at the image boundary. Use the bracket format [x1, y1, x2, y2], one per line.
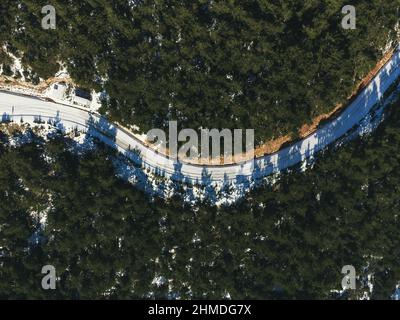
[1, 47, 400, 185]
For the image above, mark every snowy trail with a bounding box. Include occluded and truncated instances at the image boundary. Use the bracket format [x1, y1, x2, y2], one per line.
[1, 47, 400, 186]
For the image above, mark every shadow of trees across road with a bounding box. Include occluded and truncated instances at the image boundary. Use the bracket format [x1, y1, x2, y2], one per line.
[0, 52, 399, 204]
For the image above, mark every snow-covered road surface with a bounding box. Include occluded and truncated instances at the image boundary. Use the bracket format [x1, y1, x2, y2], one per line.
[1, 47, 400, 185]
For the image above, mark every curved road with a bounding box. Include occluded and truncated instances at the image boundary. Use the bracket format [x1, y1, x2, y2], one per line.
[1, 47, 400, 185]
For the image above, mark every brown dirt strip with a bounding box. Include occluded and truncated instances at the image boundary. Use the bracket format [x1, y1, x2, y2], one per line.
[0, 48, 395, 165]
[254, 48, 395, 158]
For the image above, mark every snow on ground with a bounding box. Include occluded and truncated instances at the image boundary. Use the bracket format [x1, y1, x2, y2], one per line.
[1, 46, 27, 81]
[392, 285, 400, 300]
[1, 50, 103, 113]
[1, 80, 399, 207]
[43, 81, 103, 113]
[1, 46, 400, 205]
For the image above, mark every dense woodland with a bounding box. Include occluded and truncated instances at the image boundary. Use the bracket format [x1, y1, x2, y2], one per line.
[0, 1, 399, 143]
[1, 0, 400, 300]
[1, 95, 400, 299]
